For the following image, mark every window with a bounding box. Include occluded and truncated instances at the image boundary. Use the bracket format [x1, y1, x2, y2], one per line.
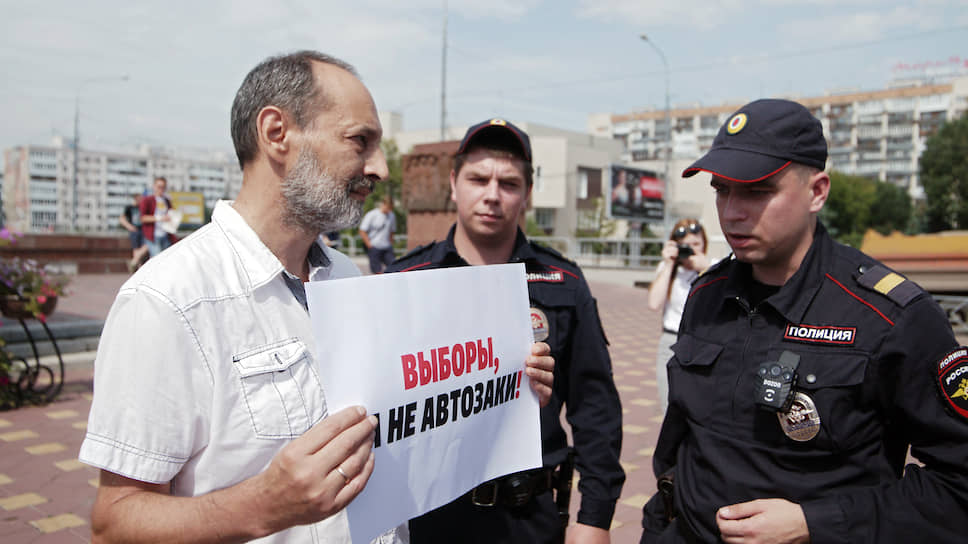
[534, 208, 555, 229]
[577, 170, 588, 199]
[577, 210, 599, 231]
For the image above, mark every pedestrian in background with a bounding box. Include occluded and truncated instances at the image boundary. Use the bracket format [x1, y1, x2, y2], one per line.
[359, 195, 396, 273]
[139, 176, 175, 258]
[119, 193, 148, 272]
[646, 219, 710, 413]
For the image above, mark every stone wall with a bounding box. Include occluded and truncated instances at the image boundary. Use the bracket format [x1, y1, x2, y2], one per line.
[0, 233, 133, 274]
[401, 141, 459, 250]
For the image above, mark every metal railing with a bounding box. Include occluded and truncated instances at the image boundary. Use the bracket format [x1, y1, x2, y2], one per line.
[937, 295, 968, 336]
[529, 236, 665, 269]
[337, 235, 410, 258]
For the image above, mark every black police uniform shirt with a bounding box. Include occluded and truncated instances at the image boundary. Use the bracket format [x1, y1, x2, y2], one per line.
[387, 226, 625, 530]
[642, 222, 968, 543]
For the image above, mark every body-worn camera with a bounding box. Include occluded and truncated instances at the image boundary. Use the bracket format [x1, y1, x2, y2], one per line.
[677, 244, 694, 260]
[754, 351, 800, 412]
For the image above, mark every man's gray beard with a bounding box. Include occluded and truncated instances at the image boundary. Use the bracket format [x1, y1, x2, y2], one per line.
[281, 147, 370, 235]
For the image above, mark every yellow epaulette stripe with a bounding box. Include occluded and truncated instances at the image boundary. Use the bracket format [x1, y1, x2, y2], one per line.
[873, 272, 905, 295]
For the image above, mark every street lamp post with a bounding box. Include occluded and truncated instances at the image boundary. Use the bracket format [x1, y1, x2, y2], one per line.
[639, 34, 672, 213]
[72, 75, 128, 232]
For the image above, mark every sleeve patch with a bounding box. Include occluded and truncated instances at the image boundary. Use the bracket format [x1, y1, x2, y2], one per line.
[856, 265, 920, 307]
[936, 347, 968, 421]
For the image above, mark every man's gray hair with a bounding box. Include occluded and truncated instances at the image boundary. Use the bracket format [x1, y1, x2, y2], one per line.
[230, 50, 357, 169]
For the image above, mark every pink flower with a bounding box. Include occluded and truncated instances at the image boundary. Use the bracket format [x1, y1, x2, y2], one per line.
[37, 314, 46, 323]
[37, 295, 47, 304]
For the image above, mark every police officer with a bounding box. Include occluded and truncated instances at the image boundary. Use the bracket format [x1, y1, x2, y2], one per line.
[389, 118, 625, 543]
[641, 99, 968, 543]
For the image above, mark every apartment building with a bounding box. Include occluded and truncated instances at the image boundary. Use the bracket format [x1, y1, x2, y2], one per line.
[2, 138, 242, 233]
[589, 76, 968, 200]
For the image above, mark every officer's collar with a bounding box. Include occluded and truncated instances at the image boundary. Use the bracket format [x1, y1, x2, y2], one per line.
[722, 221, 830, 323]
[439, 225, 535, 266]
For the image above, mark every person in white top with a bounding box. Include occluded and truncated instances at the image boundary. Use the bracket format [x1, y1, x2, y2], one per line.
[647, 219, 711, 413]
[80, 50, 556, 544]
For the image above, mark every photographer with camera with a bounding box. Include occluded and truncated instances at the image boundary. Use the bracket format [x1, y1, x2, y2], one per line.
[647, 219, 711, 413]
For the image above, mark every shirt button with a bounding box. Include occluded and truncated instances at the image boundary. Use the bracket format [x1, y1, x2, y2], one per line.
[858, 265, 867, 274]
[806, 374, 817, 384]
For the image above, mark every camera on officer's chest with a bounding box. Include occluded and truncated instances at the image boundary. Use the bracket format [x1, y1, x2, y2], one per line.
[753, 351, 800, 412]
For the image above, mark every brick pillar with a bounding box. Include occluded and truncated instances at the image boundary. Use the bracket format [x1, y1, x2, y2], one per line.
[401, 141, 460, 250]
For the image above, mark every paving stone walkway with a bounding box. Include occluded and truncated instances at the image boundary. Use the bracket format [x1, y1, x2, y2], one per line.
[0, 275, 661, 543]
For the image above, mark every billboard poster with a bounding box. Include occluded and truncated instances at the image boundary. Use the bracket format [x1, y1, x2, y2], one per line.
[168, 191, 206, 225]
[608, 164, 664, 222]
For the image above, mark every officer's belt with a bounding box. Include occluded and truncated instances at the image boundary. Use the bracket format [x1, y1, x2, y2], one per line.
[464, 467, 555, 508]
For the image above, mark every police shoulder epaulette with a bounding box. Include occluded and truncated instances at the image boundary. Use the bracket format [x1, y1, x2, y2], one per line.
[391, 242, 436, 265]
[530, 241, 577, 267]
[698, 254, 733, 278]
[855, 264, 921, 307]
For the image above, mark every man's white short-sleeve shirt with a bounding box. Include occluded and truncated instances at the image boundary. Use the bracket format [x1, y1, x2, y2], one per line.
[80, 201, 387, 543]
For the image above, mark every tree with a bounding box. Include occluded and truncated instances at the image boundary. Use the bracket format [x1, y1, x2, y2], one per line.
[920, 113, 968, 231]
[821, 171, 911, 247]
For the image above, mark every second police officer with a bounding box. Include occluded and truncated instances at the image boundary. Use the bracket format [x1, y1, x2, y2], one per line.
[389, 118, 625, 543]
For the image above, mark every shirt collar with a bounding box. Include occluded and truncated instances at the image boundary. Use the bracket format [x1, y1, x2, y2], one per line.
[211, 200, 333, 290]
[721, 221, 830, 323]
[437, 225, 536, 266]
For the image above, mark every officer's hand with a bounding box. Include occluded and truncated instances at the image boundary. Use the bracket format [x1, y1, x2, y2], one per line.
[526, 342, 555, 407]
[250, 406, 377, 534]
[716, 498, 809, 544]
[566, 522, 610, 544]
[660, 240, 679, 262]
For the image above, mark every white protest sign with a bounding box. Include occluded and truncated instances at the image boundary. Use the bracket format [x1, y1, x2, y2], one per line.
[306, 263, 542, 543]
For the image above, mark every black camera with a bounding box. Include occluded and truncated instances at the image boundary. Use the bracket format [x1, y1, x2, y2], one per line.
[677, 244, 694, 260]
[753, 351, 800, 412]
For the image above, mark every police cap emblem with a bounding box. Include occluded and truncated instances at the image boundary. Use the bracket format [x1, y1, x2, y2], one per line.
[727, 113, 748, 135]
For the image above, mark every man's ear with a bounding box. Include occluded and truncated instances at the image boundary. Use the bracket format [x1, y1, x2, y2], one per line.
[808, 170, 830, 213]
[256, 105, 292, 166]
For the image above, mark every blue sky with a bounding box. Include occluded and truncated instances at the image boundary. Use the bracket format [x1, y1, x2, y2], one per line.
[1, 0, 966, 162]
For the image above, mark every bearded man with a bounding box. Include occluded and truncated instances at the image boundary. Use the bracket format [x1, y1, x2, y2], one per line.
[80, 51, 556, 544]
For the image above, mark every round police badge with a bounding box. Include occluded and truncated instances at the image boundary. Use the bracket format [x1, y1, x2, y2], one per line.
[530, 307, 549, 342]
[727, 113, 748, 134]
[936, 347, 968, 421]
[777, 392, 821, 442]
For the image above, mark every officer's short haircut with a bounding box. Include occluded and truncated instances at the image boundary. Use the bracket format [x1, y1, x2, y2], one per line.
[791, 163, 822, 184]
[230, 50, 358, 169]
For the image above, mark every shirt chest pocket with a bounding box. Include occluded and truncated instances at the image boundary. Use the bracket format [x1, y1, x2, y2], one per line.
[669, 335, 725, 422]
[233, 339, 325, 439]
[790, 351, 871, 451]
[529, 286, 576, 351]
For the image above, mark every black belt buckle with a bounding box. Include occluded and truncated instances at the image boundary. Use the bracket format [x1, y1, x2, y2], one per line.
[471, 481, 499, 507]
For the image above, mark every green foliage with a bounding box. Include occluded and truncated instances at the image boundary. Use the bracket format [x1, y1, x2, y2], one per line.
[573, 197, 617, 239]
[920, 114, 968, 231]
[821, 171, 912, 247]
[525, 216, 548, 237]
